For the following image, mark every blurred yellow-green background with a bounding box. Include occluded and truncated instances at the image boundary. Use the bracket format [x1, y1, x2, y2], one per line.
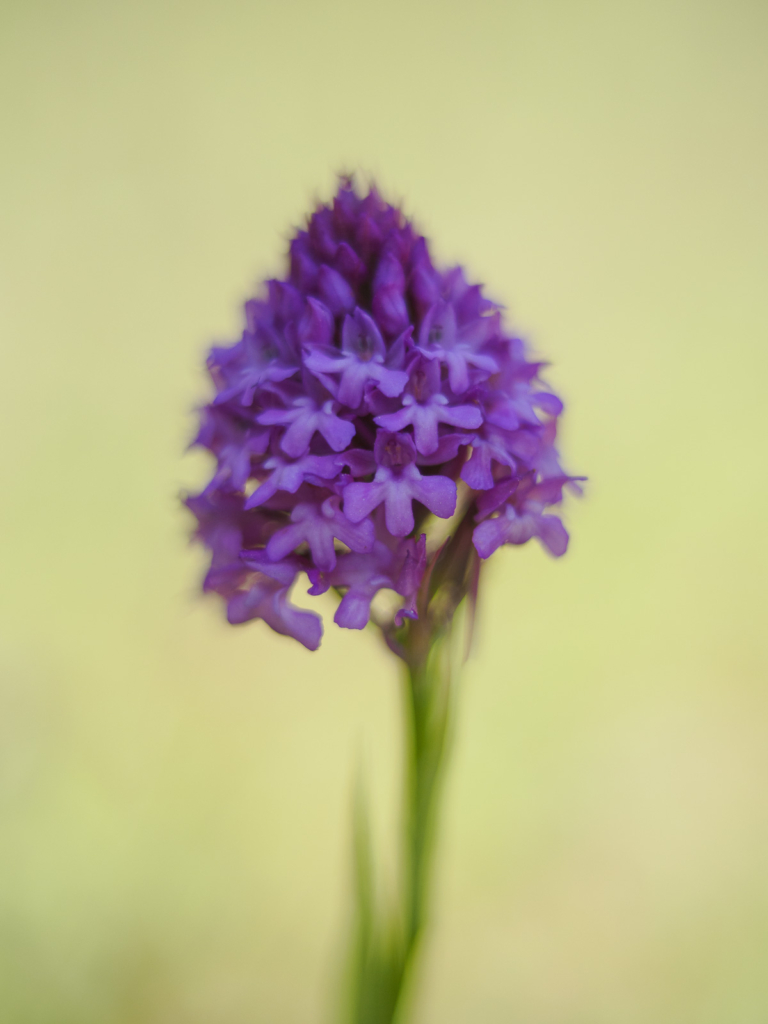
[1, 1, 767, 1021]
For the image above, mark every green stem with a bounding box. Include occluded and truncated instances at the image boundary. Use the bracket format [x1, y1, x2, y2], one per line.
[346, 628, 456, 1024]
[397, 632, 453, 1018]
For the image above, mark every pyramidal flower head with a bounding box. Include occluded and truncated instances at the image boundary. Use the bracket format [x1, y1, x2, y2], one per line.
[187, 178, 580, 650]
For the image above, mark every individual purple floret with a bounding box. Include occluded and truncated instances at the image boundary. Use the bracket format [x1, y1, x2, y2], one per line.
[373, 355, 482, 455]
[304, 307, 409, 408]
[186, 177, 580, 650]
[343, 430, 457, 537]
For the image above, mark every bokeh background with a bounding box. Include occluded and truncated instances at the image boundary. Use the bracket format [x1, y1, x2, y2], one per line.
[1, 1, 767, 1021]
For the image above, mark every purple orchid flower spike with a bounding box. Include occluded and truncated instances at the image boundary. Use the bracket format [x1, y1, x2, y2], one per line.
[304, 307, 409, 409]
[187, 174, 579, 649]
[343, 430, 456, 537]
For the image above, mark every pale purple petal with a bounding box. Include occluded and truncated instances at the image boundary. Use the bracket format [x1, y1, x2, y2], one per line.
[337, 362, 373, 408]
[304, 349, 354, 374]
[374, 406, 413, 434]
[416, 432, 474, 466]
[343, 480, 388, 523]
[226, 581, 322, 651]
[472, 517, 509, 559]
[316, 407, 356, 450]
[342, 308, 385, 359]
[534, 392, 564, 416]
[444, 351, 470, 394]
[411, 473, 457, 520]
[281, 415, 318, 458]
[373, 287, 409, 335]
[265, 522, 307, 562]
[439, 404, 483, 431]
[372, 365, 409, 398]
[327, 504, 375, 554]
[239, 551, 299, 585]
[334, 591, 374, 630]
[383, 480, 416, 536]
[263, 591, 323, 650]
[298, 298, 334, 348]
[317, 264, 355, 314]
[461, 444, 494, 490]
[536, 515, 569, 556]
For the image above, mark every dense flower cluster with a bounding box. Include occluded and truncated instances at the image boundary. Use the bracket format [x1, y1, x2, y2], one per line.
[187, 179, 578, 650]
